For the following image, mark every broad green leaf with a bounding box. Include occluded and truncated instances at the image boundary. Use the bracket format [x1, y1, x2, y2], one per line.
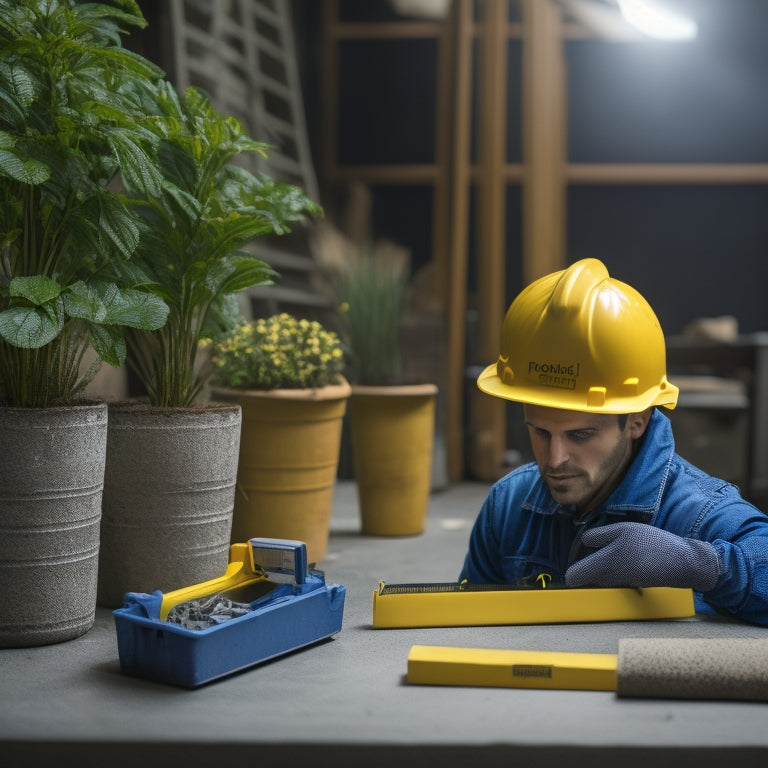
[217, 256, 277, 295]
[184, 260, 217, 304]
[106, 129, 163, 197]
[88, 322, 127, 368]
[157, 138, 198, 192]
[0, 302, 63, 349]
[97, 194, 140, 257]
[159, 179, 201, 223]
[62, 281, 108, 323]
[203, 213, 276, 260]
[0, 149, 50, 184]
[101, 285, 169, 330]
[9, 275, 62, 305]
[201, 292, 241, 340]
[0, 62, 36, 125]
[107, 259, 164, 291]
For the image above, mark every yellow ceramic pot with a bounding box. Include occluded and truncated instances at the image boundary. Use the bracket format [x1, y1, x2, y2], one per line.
[211, 378, 351, 563]
[350, 383, 438, 536]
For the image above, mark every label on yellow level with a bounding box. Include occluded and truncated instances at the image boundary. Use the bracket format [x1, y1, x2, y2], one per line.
[407, 645, 618, 691]
[371, 584, 695, 628]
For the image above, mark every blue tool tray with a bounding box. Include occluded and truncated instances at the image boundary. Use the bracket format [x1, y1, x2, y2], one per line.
[113, 538, 346, 688]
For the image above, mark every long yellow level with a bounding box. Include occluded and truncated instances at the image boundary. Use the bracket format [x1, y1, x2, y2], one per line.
[371, 582, 695, 628]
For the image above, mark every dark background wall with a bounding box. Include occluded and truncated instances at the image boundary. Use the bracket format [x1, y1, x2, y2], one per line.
[564, 0, 768, 336]
[292, 0, 768, 337]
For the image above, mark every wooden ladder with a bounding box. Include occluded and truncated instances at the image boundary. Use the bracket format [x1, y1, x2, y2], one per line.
[169, 0, 330, 318]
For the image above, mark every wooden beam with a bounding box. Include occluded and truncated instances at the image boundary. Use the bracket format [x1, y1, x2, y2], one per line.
[320, 0, 340, 192]
[327, 165, 440, 184]
[327, 21, 445, 39]
[467, 0, 508, 481]
[445, 0, 474, 482]
[433, 5, 453, 304]
[568, 163, 768, 184]
[521, 0, 567, 284]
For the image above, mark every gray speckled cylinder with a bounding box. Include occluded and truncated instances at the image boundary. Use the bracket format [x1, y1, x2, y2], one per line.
[97, 403, 241, 607]
[617, 637, 768, 701]
[0, 403, 107, 647]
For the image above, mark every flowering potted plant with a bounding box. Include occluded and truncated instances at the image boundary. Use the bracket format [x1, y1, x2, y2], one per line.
[210, 313, 345, 390]
[209, 313, 350, 563]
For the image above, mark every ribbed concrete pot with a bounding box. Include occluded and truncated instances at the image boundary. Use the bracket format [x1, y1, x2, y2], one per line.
[0, 403, 107, 647]
[97, 402, 241, 607]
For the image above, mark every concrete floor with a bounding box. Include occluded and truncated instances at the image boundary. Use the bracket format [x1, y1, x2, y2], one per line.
[2, 480, 768, 768]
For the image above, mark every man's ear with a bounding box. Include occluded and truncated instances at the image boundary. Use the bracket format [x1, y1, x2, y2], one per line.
[627, 408, 653, 439]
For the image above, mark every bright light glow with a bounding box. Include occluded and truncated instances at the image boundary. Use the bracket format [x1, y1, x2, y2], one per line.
[617, 0, 698, 41]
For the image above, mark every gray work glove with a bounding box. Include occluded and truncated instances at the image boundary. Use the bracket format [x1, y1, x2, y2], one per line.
[564, 522, 720, 593]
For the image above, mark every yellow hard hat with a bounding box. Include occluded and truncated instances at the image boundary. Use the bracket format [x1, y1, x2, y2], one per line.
[477, 258, 678, 413]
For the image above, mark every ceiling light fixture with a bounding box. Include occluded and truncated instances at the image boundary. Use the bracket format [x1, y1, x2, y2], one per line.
[617, 0, 698, 41]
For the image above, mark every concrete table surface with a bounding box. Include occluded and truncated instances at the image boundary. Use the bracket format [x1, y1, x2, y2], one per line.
[2, 480, 767, 768]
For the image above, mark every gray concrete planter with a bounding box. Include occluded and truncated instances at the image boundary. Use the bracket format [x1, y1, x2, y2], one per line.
[0, 403, 107, 647]
[97, 402, 241, 607]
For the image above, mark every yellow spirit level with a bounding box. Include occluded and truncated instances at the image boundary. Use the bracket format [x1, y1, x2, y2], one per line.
[371, 581, 695, 628]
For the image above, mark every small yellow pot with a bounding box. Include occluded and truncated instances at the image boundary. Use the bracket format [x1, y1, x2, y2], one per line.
[211, 379, 351, 563]
[350, 383, 438, 536]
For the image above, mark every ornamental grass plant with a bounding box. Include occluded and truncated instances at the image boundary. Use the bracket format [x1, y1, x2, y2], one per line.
[312, 222, 410, 386]
[210, 312, 345, 391]
[334, 242, 408, 386]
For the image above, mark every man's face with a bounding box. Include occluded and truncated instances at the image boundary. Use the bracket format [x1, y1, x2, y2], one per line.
[523, 404, 649, 515]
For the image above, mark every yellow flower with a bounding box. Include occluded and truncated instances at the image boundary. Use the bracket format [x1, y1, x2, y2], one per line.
[211, 312, 346, 390]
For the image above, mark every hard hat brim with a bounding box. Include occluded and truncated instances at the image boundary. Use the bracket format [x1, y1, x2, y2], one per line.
[476, 363, 678, 413]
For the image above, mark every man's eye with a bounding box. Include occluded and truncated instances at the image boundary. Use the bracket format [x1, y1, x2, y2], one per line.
[569, 431, 594, 442]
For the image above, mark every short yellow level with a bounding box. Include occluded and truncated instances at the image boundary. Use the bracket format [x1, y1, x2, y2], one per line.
[371, 583, 695, 628]
[407, 644, 618, 691]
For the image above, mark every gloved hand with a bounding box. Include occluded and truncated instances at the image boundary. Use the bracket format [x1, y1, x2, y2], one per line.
[564, 522, 720, 592]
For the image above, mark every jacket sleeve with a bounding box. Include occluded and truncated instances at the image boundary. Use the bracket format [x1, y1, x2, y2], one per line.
[459, 485, 506, 583]
[703, 531, 768, 626]
[657, 464, 768, 626]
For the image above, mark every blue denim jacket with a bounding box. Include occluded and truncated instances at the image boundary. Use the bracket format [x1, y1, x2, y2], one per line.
[459, 409, 768, 626]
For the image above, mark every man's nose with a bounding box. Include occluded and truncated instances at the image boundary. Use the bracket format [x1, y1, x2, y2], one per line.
[547, 436, 569, 467]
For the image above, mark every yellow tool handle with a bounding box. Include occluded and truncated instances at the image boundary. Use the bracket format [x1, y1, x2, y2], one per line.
[407, 645, 618, 691]
[159, 543, 257, 620]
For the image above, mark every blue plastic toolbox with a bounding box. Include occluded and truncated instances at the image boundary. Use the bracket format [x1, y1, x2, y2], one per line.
[113, 538, 346, 687]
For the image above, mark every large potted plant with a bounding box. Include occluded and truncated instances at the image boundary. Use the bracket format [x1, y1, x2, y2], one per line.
[0, 0, 171, 646]
[97, 81, 322, 605]
[208, 312, 350, 563]
[318, 227, 438, 537]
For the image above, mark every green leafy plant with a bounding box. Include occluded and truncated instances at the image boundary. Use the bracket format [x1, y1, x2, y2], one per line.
[124, 83, 322, 407]
[0, 0, 172, 407]
[210, 312, 345, 391]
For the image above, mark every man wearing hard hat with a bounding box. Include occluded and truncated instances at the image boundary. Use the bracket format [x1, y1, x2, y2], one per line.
[460, 258, 768, 625]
